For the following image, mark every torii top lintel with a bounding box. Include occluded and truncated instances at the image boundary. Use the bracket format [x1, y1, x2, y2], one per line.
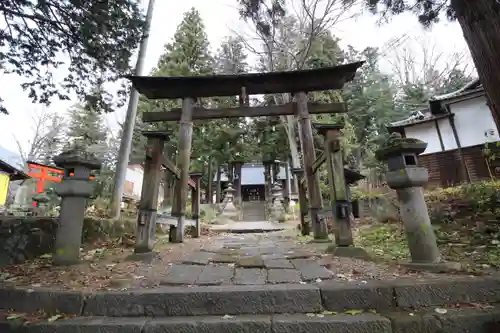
[127, 61, 364, 100]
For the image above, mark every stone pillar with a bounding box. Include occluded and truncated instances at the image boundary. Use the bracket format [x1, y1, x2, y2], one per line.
[294, 92, 327, 240]
[314, 123, 353, 246]
[376, 134, 459, 271]
[292, 168, 310, 235]
[271, 181, 285, 221]
[52, 147, 101, 266]
[232, 160, 244, 206]
[189, 172, 202, 238]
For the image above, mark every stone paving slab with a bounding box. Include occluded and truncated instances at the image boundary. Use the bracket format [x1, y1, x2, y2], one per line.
[5, 307, 500, 333]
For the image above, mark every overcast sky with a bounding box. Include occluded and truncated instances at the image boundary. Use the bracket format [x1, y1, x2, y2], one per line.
[0, 0, 471, 160]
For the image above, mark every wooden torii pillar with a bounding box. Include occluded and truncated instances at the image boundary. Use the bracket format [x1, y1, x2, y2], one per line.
[171, 97, 195, 243]
[295, 92, 327, 240]
[314, 123, 353, 246]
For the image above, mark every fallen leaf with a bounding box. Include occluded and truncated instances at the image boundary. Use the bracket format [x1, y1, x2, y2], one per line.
[321, 311, 337, 315]
[48, 314, 63, 323]
[344, 309, 363, 315]
[6, 314, 25, 320]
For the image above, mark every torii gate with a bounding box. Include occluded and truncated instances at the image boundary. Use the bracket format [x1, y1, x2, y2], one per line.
[126, 61, 363, 251]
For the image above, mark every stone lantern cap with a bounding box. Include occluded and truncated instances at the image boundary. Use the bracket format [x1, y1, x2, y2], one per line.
[375, 133, 427, 162]
[53, 146, 102, 170]
[189, 172, 203, 179]
[312, 122, 344, 136]
[224, 183, 236, 193]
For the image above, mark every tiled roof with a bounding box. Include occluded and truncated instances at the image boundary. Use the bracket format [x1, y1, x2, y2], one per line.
[389, 109, 430, 127]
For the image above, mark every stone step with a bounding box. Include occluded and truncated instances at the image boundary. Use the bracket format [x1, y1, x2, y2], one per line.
[2, 277, 500, 318]
[3, 306, 500, 333]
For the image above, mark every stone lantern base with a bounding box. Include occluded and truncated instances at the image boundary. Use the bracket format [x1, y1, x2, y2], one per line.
[325, 244, 372, 261]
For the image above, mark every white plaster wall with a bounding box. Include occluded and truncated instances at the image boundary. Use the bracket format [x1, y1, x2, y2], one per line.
[451, 95, 500, 147]
[404, 121, 442, 155]
[125, 165, 144, 198]
[436, 118, 458, 150]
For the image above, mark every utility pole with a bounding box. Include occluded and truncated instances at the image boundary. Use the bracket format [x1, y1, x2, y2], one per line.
[109, 0, 156, 219]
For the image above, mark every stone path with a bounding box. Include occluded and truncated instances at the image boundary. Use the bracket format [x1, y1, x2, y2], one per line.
[209, 221, 290, 233]
[242, 201, 267, 221]
[160, 233, 353, 286]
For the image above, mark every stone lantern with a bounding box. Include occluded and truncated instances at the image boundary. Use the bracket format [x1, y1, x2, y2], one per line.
[32, 192, 51, 216]
[221, 183, 239, 220]
[52, 147, 101, 266]
[376, 134, 459, 271]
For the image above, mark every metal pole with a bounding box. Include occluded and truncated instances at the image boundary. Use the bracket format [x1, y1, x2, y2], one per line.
[109, 0, 156, 219]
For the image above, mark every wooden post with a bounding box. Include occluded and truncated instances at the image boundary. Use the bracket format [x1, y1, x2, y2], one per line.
[171, 97, 195, 243]
[136, 132, 166, 253]
[189, 172, 202, 238]
[294, 92, 327, 240]
[316, 123, 353, 246]
[292, 168, 310, 235]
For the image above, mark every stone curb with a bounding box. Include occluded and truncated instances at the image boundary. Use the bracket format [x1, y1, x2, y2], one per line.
[3, 307, 500, 333]
[1, 276, 500, 317]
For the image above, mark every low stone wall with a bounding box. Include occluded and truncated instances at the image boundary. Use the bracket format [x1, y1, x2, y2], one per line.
[0, 217, 136, 268]
[0, 217, 57, 268]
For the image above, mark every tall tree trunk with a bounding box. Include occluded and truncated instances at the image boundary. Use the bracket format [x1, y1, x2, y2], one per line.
[453, 0, 500, 130]
[206, 158, 213, 204]
[215, 164, 222, 203]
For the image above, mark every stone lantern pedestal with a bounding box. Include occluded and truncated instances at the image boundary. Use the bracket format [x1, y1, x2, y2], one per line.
[376, 134, 460, 272]
[52, 147, 101, 266]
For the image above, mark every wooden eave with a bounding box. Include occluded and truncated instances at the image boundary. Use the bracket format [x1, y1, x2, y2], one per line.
[126, 61, 364, 99]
